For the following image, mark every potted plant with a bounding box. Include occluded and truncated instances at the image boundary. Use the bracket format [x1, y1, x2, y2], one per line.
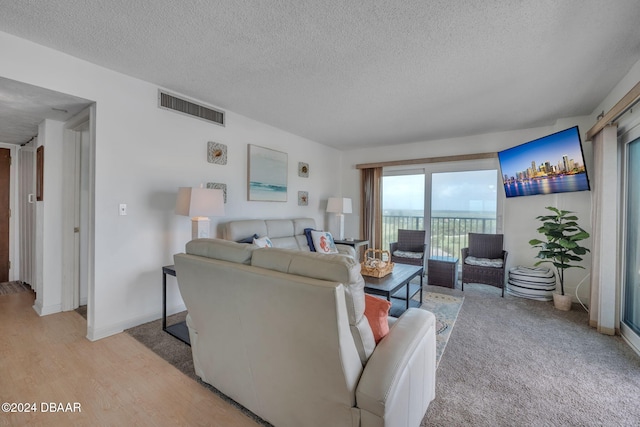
[529, 206, 590, 311]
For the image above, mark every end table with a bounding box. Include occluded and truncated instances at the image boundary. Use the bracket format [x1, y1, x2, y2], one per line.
[162, 265, 190, 345]
[333, 239, 369, 261]
[427, 256, 459, 289]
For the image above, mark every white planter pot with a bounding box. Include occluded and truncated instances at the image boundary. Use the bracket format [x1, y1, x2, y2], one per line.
[553, 293, 572, 311]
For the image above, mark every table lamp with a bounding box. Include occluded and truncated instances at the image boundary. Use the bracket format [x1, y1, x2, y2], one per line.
[176, 187, 225, 240]
[326, 197, 352, 240]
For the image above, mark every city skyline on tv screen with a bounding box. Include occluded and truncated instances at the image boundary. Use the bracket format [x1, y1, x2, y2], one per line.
[498, 126, 590, 198]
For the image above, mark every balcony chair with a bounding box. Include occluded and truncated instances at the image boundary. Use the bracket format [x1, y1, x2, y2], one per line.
[461, 233, 508, 297]
[390, 229, 427, 271]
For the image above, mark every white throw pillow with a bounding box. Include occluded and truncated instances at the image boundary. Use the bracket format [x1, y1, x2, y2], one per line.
[310, 230, 338, 254]
[253, 236, 273, 248]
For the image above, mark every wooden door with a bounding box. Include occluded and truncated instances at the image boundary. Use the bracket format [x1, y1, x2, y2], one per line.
[0, 148, 10, 282]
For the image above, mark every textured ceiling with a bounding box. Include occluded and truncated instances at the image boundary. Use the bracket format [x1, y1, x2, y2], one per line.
[1, 0, 640, 148]
[0, 77, 91, 144]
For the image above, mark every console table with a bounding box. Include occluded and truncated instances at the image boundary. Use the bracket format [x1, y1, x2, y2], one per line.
[427, 256, 459, 289]
[162, 265, 190, 346]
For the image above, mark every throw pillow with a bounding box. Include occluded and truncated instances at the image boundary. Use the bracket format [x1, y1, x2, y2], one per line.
[237, 233, 259, 244]
[364, 294, 391, 344]
[310, 230, 338, 254]
[304, 228, 318, 251]
[253, 236, 273, 248]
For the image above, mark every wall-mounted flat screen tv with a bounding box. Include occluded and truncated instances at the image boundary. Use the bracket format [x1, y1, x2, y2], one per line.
[498, 126, 590, 198]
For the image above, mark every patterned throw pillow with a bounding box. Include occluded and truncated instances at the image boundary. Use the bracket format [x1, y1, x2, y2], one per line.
[253, 236, 273, 248]
[310, 230, 338, 254]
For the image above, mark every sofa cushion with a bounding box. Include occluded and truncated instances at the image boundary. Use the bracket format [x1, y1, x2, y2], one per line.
[251, 248, 296, 273]
[186, 239, 255, 265]
[364, 294, 391, 343]
[265, 219, 295, 239]
[295, 235, 312, 252]
[225, 220, 268, 242]
[293, 218, 317, 236]
[268, 236, 300, 250]
[252, 248, 375, 363]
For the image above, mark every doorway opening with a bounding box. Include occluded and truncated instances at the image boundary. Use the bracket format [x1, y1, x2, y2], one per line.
[61, 107, 95, 331]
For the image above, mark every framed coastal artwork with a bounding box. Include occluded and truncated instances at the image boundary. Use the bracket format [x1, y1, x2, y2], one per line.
[248, 144, 288, 202]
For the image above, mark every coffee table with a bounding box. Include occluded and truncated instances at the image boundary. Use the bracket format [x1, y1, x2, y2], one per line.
[363, 264, 423, 317]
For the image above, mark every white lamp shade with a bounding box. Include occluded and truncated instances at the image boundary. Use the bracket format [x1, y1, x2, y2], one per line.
[327, 197, 352, 214]
[176, 187, 225, 217]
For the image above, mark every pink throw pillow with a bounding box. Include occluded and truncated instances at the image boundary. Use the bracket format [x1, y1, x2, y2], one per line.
[364, 294, 392, 344]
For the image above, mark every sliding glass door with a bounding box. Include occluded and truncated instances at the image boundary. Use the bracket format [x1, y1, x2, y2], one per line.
[430, 169, 498, 259]
[382, 172, 425, 252]
[622, 137, 640, 350]
[381, 158, 501, 259]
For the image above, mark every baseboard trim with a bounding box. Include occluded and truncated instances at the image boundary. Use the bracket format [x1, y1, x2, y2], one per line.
[86, 302, 187, 342]
[32, 301, 62, 316]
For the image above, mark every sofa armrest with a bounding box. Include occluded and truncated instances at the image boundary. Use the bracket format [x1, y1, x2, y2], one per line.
[336, 244, 356, 258]
[389, 242, 399, 253]
[356, 308, 436, 425]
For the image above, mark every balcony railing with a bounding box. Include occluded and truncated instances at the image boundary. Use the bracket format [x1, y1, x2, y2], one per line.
[382, 215, 497, 259]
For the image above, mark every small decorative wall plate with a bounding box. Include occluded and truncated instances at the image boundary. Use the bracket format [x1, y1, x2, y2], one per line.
[207, 142, 227, 165]
[298, 162, 309, 177]
[298, 191, 309, 206]
[206, 182, 227, 203]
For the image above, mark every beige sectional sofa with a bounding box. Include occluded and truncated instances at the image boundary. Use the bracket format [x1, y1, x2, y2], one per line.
[223, 217, 356, 257]
[174, 237, 437, 427]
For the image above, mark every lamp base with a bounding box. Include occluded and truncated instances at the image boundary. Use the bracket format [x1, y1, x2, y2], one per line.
[337, 214, 345, 240]
[191, 217, 211, 240]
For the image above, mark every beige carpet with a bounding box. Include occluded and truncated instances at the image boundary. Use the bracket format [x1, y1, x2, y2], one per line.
[422, 283, 640, 426]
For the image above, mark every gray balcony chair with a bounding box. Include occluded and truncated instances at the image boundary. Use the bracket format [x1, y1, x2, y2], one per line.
[390, 229, 427, 271]
[461, 233, 508, 297]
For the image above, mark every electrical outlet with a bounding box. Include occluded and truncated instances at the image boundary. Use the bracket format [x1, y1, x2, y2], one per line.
[119, 204, 127, 216]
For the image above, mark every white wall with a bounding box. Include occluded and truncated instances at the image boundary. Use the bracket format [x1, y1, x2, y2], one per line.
[0, 31, 342, 340]
[3, 26, 635, 336]
[34, 119, 65, 316]
[341, 117, 594, 303]
[590, 59, 640, 125]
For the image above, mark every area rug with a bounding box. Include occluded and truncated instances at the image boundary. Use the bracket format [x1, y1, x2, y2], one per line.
[419, 291, 464, 367]
[0, 281, 31, 295]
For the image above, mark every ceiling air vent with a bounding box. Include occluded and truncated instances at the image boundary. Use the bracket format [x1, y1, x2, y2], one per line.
[158, 90, 225, 126]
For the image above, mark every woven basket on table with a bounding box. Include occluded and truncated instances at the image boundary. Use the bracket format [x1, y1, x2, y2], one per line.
[360, 249, 394, 278]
